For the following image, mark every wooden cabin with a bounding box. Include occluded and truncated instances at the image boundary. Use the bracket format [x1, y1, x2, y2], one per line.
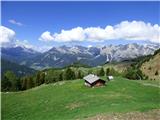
[83, 74, 106, 87]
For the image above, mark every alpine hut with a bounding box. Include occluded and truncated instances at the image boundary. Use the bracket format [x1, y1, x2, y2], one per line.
[83, 74, 106, 87]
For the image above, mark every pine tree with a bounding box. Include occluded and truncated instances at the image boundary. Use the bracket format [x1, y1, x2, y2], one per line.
[1, 76, 12, 91]
[59, 72, 63, 81]
[40, 72, 45, 84]
[106, 68, 110, 76]
[77, 70, 82, 79]
[16, 78, 22, 90]
[21, 77, 27, 90]
[35, 72, 41, 86]
[155, 70, 159, 75]
[26, 77, 34, 89]
[65, 68, 75, 80]
[99, 67, 105, 76]
[4, 71, 18, 91]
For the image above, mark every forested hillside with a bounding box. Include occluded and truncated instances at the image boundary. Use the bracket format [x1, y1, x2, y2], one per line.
[140, 49, 160, 80]
[1, 59, 36, 77]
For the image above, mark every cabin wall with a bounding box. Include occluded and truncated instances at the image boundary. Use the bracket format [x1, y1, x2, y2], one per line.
[85, 82, 91, 87]
[84, 79, 105, 87]
[94, 81, 105, 87]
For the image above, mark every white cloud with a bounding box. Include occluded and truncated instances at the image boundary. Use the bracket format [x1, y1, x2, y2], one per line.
[39, 31, 54, 41]
[0, 26, 16, 45]
[39, 27, 85, 42]
[113, 21, 160, 43]
[0, 26, 51, 52]
[39, 21, 160, 43]
[8, 19, 24, 26]
[54, 27, 85, 42]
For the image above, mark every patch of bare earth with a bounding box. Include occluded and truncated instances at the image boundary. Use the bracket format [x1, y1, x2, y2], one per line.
[66, 102, 84, 110]
[86, 109, 160, 120]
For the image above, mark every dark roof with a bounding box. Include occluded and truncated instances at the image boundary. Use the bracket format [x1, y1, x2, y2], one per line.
[83, 74, 100, 84]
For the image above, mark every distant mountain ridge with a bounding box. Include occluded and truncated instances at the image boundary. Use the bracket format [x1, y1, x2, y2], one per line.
[1, 59, 37, 77]
[1, 46, 41, 64]
[1, 43, 160, 70]
[26, 43, 160, 69]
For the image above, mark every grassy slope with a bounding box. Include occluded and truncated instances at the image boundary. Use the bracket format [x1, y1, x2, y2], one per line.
[102, 62, 132, 72]
[68, 61, 131, 76]
[2, 77, 160, 120]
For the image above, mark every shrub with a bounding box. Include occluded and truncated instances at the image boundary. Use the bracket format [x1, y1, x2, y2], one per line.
[148, 67, 151, 70]
[155, 70, 159, 75]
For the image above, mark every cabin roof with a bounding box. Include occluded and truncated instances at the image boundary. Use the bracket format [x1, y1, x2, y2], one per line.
[83, 74, 100, 84]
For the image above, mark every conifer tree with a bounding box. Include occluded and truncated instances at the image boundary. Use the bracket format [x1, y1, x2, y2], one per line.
[99, 67, 105, 76]
[77, 70, 82, 79]
[22, 77, 27, 90]
[4, 71, 18, 91]
[106, 68, 110, 76]
[65, 68, 75, 80]
[155, 70, 159, 75]
[35, 72, 41, 86]
[26, 77, 34, 89]
[40, 72, 45, 84]
[59, 72, 63, 81]
[1, 76, 12, 91]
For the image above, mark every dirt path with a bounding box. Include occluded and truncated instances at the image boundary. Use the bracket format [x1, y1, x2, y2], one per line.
[130, 80, 160, 88]
[140, 83, 160, 88]
[85, 109, 160, 120]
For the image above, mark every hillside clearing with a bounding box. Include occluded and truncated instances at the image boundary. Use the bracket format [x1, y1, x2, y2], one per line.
[2, 77, 160, 120]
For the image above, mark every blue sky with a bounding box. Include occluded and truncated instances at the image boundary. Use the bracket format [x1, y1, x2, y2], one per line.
[1, 1, 160, 51]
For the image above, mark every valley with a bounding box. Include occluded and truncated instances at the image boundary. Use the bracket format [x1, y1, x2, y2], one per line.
[1, 1, 160, 120]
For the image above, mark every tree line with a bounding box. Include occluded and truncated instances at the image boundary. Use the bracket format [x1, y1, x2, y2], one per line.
[1, 67, 84, 91]
[2, 67, 120, 92]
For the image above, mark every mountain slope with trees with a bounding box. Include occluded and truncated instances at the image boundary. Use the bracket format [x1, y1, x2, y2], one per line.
[1, 59, 36, 77]
[124, 48, 160, 80]
[140, 49, 160, 80]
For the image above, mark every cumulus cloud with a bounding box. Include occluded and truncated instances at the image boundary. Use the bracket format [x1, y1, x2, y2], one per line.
[8, 19, 24, 26]
[39, 31, 54, 41]
[0, 26, 51, 52]
[0, 26, 16, 45]
[39, 21, 160, 43]
[0, 26, 32, 48]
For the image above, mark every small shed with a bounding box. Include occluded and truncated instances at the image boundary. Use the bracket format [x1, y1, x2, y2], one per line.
[107, 76, 114, 81]
[83, 74, 106, 87]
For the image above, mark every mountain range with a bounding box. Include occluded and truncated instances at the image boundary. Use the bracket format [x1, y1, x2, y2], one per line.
[1, 43, 160, 70]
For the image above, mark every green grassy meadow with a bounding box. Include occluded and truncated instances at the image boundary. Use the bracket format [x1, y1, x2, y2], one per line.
[2, 77, 160, 120]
